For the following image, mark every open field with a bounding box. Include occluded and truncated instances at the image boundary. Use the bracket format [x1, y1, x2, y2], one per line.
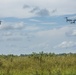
[0, 52, 76, 75]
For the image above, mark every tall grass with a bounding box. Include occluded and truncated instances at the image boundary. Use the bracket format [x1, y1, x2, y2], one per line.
[0, 52, 76, 75]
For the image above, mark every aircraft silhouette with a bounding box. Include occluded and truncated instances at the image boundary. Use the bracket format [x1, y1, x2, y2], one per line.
[65, 17, 76, 24]
[65, 17, 72, 22]
[72, 19, 76, 23]
[0, 21, 1, 25]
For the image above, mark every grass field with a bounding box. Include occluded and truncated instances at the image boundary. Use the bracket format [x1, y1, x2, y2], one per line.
[0, 52, 76, 75]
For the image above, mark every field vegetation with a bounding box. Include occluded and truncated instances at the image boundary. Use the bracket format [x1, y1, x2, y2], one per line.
[0, 52, 76, 75]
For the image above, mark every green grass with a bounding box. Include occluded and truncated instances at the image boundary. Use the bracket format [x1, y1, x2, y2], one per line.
[0, 52, 76, 75]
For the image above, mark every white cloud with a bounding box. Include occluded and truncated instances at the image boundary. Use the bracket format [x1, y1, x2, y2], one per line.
[29, 19, 41, 22]
[69, 16, 76, 19]
[14, 22, 25, 29]
[36, 8, 50, 17]
[23, 4, 30, 9]
[0, 23, 76, 54]
[56, 41, 76, 48]
[2, 32, 12, 36]
[66, 26, 76, 37]
[71, 30, 76, 36]
[36, 26, 70, 38]
[30, 7, 40, 13]
[0, 22, 25, 30]
[0, 0, 76, 18]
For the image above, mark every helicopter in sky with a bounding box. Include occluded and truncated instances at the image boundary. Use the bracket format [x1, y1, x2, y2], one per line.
[65, 17, 76, 24]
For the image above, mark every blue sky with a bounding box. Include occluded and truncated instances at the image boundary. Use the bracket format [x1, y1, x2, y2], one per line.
[0, 0, 76, 55]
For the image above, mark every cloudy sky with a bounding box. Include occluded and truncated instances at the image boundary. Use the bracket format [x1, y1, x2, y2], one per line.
[0, 0, 76, 55]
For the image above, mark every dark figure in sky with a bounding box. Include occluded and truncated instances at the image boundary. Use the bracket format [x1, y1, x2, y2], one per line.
[65, 17, 76, 24]
[65, 17, 72, 22]
[72, 19, 76, 23]
[0, 21, 1, 25]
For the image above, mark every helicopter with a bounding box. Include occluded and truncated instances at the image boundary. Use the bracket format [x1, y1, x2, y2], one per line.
[71, 19, 76, 24]
[65, 17, 76, 24]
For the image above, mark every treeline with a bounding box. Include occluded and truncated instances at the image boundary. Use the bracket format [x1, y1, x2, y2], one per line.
[0, 52, 76, 57]
[0, 52, 76, 75]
